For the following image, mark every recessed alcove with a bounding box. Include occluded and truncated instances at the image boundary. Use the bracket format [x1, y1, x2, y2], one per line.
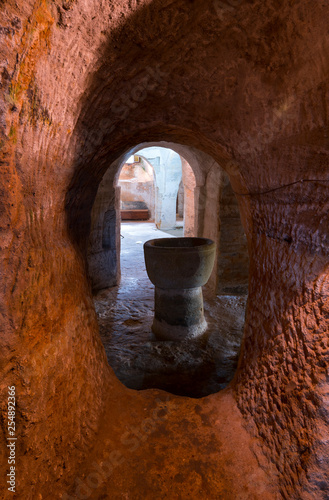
[88, 143, 250, 397]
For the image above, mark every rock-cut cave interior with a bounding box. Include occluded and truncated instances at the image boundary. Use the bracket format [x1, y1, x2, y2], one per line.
[1, 1, 329, 499]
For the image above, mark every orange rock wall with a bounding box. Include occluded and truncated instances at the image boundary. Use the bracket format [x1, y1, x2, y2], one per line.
[1, 0, 329, 498]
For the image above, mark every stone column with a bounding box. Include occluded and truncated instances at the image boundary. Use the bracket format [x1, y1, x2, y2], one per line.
[88, 169, 119, 290]
[138, 147, 183, 230]
[181, 158, 196, 236]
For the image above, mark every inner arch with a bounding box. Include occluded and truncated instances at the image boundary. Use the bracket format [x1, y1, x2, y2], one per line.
[88, 141, 249, 397]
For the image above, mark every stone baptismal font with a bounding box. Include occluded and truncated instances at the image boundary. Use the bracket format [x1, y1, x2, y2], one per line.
[144, 237, 216, 340]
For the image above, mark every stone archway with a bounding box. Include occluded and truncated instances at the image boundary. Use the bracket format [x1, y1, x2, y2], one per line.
[87, 141, 249, 297]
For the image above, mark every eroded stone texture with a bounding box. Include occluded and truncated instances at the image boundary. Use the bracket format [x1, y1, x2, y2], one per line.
[235, 182, 329, 498]
[1, 0, 329, 498]
[217, 172, 249, 295]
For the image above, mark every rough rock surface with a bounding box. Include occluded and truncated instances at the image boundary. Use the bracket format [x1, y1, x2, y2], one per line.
[1, 0, 329, 498]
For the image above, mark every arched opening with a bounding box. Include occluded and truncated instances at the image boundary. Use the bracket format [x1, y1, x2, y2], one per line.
[87, 141, 249, 398]
[117, 147, 195, 237]
[118, 155, 155, 222]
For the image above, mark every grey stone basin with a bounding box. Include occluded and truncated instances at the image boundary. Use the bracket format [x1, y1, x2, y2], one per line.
[144, 237, 216, 289]
[144, 237, 216, 341]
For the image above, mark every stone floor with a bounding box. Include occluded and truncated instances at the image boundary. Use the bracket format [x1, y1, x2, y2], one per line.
[94, 222, 247, 398]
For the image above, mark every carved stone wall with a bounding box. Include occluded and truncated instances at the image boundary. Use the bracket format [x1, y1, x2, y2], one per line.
[1, 1, 328, 498]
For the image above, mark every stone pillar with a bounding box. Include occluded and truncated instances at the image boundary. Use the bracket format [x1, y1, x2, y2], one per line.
[177, 180, 184, 218]
[88, 169, 119, 290]
[181, 158, 196, 236]
[193, 166, 223, 295]
[155, 190, 179, 229]
[138, 147, 182, 230]
[217, 173, 249, 295]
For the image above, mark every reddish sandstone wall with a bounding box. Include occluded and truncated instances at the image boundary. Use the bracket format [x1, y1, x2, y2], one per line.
[217, 172, 249, 295]
[1, 0, 329, 498]
[181, 157, 196, 237]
